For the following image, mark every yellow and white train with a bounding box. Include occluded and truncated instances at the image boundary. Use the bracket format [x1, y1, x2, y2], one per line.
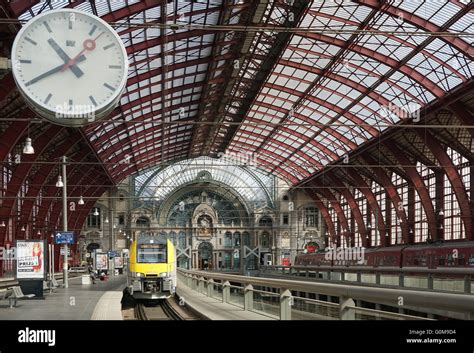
[127, 235, 176, 300]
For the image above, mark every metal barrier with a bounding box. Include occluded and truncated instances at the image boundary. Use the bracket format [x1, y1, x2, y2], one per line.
[177, 268, 474, 321]
[260, 265, 474, 294]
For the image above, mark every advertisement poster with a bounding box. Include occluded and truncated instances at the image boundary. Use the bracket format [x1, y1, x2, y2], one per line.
[95, 253, 108, 271]
[114, 256, 123, 269]
[16, 240, 47, 280]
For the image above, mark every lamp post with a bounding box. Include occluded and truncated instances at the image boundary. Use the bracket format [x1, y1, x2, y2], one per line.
[58, 156, 69, 288]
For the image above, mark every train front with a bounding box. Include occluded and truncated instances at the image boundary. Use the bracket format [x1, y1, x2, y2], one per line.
[127, 235, 177, 300]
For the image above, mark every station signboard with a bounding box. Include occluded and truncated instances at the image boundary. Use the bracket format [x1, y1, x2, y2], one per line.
[54, 231, 75, 245]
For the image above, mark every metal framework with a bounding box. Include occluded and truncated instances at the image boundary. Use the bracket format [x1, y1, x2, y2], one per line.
[0, 0, 473, 263]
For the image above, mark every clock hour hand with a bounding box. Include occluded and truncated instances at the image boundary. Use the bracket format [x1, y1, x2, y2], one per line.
[25, 55, 86, 87]
[47, 38, 84, 78]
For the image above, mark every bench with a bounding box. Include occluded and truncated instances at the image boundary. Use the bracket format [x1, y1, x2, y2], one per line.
[44, 278, 60, 292]
[51, 278, 59, 288]
[7, 286, 35, 308]
[43, 278, 60, 291]
[0, 289, 12, 301]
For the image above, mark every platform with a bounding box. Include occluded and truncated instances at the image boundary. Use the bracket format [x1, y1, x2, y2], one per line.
[0, 275, 126, 320]
[176, 281, 276, 320]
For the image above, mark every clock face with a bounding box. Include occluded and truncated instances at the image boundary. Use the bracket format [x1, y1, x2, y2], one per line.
[11, 9, 128, 126]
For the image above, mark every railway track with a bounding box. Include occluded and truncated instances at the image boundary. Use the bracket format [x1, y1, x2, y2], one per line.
[135, 299, 184, 321]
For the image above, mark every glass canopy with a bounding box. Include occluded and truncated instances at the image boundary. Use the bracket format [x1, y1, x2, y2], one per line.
[13, 0, 473, 185]
[134, 156, 274, 208]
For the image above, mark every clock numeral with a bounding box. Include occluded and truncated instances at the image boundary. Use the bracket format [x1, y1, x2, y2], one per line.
[103, 43, 114, 50]
[109, 65, 121, 69]
[19, 59, 32, 64]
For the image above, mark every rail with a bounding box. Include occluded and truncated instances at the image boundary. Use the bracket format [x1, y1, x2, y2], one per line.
[260, 265, 474, 294]
[177, 268, 474, 321]
[135, 300, 183, 321]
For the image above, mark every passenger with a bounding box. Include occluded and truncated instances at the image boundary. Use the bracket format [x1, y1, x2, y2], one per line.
[88, 265, 96, 284]
[99, 271, 107, 281]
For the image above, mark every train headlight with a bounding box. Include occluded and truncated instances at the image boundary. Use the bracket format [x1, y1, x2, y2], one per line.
[132, 272, 144, 278]
[160, 272, 168, 277]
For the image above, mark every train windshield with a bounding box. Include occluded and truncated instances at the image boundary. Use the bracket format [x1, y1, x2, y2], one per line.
[137, 243, 167, 263]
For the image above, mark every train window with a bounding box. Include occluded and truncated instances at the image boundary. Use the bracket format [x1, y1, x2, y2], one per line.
[469, 255, 474, 266]
[137, 243, 167, 263]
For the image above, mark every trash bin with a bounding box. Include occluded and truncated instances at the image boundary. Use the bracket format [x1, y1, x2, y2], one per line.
[82, 275, 91, 285]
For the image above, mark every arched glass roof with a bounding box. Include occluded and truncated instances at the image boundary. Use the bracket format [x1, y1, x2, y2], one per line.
[134, 156, 273, 207]
[7, 0, 474, 185]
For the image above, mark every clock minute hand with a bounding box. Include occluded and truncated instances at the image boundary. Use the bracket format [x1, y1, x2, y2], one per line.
[25, 55, 86, 87]
[47, 38, 84, 78]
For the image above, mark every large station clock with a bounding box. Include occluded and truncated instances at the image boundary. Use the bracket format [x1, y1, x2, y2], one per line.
[11, 9, 129, 126]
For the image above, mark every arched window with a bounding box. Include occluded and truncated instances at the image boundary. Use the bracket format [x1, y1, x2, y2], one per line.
[242, 232, 250, 246]
[136, 216, 150, 227]
[261, 232, 270, 247]
[259, 216, 273, 227]
[224, 231, 232, 247]
[233, 232, 241, 247]
[178, 231, 186, 248]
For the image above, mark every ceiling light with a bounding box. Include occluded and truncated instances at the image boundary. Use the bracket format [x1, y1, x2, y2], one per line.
[23, 137, 35, 154]
[56, 175, 64, 188]
[78, 196, 85, 205]
[0, 221, 5, 227]
[93, 208, 99, 216]
[104, 217, 109, 223]
[21, 225, 25, 231]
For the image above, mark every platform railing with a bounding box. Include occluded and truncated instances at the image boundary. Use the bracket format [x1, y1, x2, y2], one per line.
[260, 265, 474, 294]
[177, 268, 474, 321]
